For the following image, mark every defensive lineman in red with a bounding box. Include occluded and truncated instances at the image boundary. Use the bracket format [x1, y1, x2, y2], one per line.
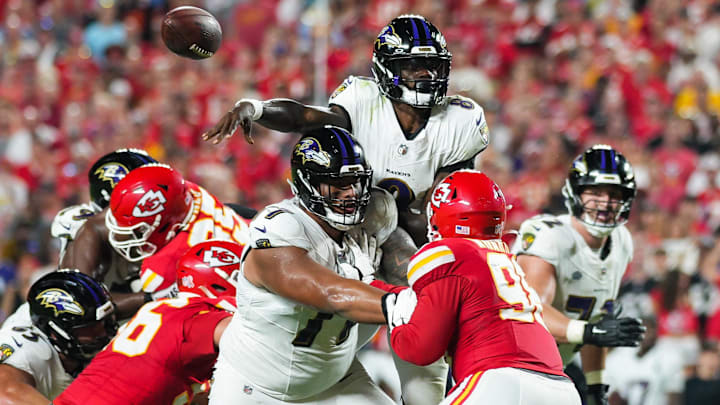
[53, 240, 241, 405]
[382, 170, 581, 405]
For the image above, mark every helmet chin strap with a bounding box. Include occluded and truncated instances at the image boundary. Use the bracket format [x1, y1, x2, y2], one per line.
[397, 83, 434, 107]
[579, 214, 615, 238]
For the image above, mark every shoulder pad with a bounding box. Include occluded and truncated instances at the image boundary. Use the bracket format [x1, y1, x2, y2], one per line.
[249, 203, 310, 250]
[407, 241, 456, 287]
[360, 187, 398, 245]
[512, 215, 571, 266]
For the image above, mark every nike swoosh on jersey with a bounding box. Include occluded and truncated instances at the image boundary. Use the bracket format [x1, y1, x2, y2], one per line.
[12, 337, 22, 347]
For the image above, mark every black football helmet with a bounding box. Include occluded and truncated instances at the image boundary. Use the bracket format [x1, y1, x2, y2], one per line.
[562, 145, 636, 237]
[88, 148, 157, 211]
[28, 269, 118, 367]
[290, 126, 373, 230]
[371, 14, 452, 108]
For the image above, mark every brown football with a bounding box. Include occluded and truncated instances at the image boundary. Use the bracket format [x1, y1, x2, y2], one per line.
[161, 6, 222, 60]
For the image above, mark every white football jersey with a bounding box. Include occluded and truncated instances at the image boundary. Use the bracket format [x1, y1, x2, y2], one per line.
[0, 303, 73, 399]
[329, 76, 489, 210]
[605, 345, 684, 405]
[50, 203, 97, 261]
[217, 195, 394, 401]
[511, 214, 633, 364]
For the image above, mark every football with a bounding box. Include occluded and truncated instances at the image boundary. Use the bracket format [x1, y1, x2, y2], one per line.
[161, 6, 222, 60]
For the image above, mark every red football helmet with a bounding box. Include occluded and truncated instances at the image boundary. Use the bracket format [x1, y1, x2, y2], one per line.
[105, 164, 193, 262]
[426, 170, 507, 241]
[176, 240, 241, 300]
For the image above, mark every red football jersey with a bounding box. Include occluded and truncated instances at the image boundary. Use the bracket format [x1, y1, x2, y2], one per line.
[139, 182, 250, 293]
[54, 295, 232, 405]
[391, 238, 564, 385]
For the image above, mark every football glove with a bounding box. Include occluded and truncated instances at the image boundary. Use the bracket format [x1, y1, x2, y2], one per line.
[381, 288, 417, 332]
[583, 312, 645, 347]
[585, 384, 609, 405]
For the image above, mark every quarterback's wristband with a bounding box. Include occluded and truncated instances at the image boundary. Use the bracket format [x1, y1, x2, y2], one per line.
[584, 370, 606, 385]
[566, 319, 587, 344]
[236, 98, 264, 121]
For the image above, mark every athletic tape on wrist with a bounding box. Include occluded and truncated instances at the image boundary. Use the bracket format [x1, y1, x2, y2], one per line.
[584, 370, 606, 385]
[236, 98, 264, 121]
[566, 319, 587, 344]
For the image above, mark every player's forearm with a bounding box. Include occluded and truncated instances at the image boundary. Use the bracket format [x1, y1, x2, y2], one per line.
[256, 99, 343, 133]
[540, 304, 573, 343]
[0, 383, 51, 405]
[378, 227, 416, 286]
[580, 345, 607, 373]
[326, 282, 387, 324]
[111, 292, 146, 319]
[398, 209, 429, 247]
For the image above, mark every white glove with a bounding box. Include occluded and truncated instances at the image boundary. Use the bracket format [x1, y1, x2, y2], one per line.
[382, 288, 417, 332]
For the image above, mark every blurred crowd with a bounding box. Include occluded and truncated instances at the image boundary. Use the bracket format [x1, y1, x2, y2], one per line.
[2, 0, 720, 402]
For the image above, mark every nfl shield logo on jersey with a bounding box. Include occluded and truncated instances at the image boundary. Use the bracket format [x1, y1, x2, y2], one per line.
[243, 385, 253, 395]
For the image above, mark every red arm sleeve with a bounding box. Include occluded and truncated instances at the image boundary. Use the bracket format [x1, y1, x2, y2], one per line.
[179, 309, 231, 371]
[390, 276, 463, 366]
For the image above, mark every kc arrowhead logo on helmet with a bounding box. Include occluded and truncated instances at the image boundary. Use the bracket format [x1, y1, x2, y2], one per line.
[132, 189, 167, 217]
[203, 246, 241, 267]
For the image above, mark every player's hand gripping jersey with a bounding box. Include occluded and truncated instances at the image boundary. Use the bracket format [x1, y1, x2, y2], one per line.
[329, 76, 489, 210]
[54, 295, 232, 405]
[391, 238, 565, 383]
[218, 195, 395, 401]
[512, 213, 633, 363]
[138, 182, 250, 294]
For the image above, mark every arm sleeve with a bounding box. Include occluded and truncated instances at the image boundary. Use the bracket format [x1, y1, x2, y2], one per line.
[179, 309, 231, 370]
[390, 276, 463, 366]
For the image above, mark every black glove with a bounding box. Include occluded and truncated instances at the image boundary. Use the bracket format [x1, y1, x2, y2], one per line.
[585, 384, 609, 405]
[583, 312, 645, 347]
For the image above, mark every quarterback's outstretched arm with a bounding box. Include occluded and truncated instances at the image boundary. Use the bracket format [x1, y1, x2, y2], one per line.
[243, 246, 387, 323]
[0, 365, 50, 405]
[202, 99, 350, 144]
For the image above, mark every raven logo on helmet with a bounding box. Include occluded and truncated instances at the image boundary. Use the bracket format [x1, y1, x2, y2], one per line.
[35, 288, 85, 317]
[94, 163, 130, 188]
[203, 246, 241, 267]
[294, 138, 332, 167]
[132, 190, 167, 217]
[375, 25, 402, 49]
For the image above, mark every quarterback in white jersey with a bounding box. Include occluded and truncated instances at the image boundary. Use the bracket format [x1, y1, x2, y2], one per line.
[328, 75, 488, 212]
[203, 14, 489, 247]
[513, 145, 645, 405]
[210, 128, 401, 404]
[0, 270, 117, 404]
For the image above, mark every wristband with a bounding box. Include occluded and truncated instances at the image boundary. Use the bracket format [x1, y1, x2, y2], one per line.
[566, 319, 587, 344]
[584, 370, 606, 385]
[144, 292, 154, 303]
[235, 98, 264, 121]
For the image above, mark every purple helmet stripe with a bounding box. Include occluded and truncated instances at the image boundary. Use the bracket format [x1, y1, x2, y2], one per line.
[74, 274, 103, 306]
[610, 150, 617, 170]
[329, 128, 350, 164]
[410, 18, 421, 46]
[419, 19, 431, 42]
